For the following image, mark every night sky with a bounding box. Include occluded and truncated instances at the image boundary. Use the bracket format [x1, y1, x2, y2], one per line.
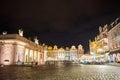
[0, 0, 120, 52]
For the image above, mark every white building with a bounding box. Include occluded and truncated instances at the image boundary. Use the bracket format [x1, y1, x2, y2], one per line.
[0, 34, 44, 65]
[70, 45, 78, 61]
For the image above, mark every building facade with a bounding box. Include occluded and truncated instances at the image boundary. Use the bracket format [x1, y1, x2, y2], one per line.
[0, 34, 44, 65]
[0, 30, 85, 65]
[89, 17, 120, 63]
[46, 45, 84, 62]
[108, 20, 120, 62]
[90, 25, 109, 55]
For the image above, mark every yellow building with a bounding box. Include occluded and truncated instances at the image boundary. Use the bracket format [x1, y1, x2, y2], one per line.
[52, 45, 58, 60]
[58, 47, 65, 61]
[47, 46, 53, 60]
[89, 25, 109, 55]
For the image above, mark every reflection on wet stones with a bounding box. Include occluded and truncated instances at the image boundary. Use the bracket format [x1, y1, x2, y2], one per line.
[0, 65, 120, 80]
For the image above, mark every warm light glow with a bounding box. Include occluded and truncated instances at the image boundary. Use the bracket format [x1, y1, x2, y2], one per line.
[24, 48, 29, 62]
[34, 51, 37, 61]
[99, 48, 103, 52]
[29, 50, 33, 62]
[90, 52, 95, 55]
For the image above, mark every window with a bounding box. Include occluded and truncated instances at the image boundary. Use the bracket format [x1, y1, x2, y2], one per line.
[4, 60, 9, 62]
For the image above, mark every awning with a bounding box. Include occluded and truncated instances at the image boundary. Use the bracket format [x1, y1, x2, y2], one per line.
[110, 49, 120, 54]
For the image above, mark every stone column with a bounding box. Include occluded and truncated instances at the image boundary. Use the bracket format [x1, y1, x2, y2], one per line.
[36, 51, 38, 62]
[28, 48, 30, 62]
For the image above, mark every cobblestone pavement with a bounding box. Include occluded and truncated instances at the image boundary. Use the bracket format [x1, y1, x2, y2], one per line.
[0, 64, 120, 80]
[106, 63, 120, 67]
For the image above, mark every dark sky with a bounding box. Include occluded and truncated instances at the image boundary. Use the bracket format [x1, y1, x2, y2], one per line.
[0, 0, 120, 52]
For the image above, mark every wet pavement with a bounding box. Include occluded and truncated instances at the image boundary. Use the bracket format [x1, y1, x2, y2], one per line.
[0, 64, 120, 80]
